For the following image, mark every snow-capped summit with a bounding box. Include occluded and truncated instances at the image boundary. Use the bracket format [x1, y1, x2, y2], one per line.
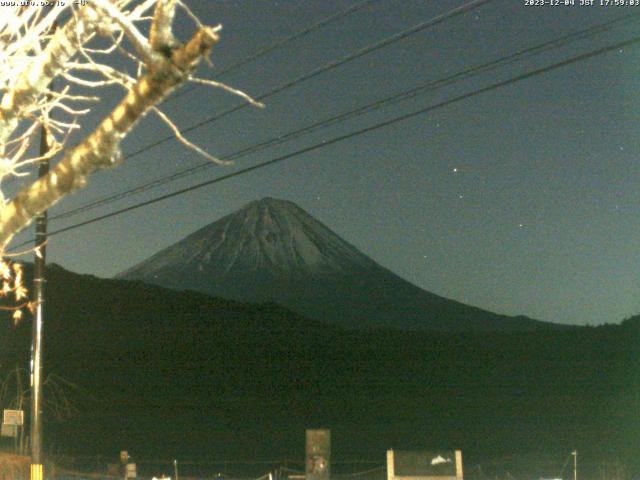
[119, 197, 376, 280]
[118, 197, 550, 332]
[194, 196, 377, 275]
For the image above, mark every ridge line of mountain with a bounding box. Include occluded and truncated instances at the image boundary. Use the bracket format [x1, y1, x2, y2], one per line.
[114, 197, 563, 332]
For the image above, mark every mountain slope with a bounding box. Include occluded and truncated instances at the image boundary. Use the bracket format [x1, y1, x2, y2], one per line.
[118, 197, 551, 332]
[1, 263, 636, 473]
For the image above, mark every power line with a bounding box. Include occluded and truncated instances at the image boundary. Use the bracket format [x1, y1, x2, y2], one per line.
[5, 0, 488, 190]
[164, 0, 382, 105]
[49, 0, 500, 219]
[16, 34, 640, 247]
[50, 11, 640, 221]
[216, 0, 383, 78]
[122, 0, 496, 161]
[0, 0, 380, 193]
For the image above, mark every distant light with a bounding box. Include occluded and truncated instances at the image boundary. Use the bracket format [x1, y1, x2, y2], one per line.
[452, 168, 458, 173]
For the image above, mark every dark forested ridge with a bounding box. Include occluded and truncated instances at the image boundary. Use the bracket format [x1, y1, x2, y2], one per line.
[118, 198, 553, 333]
[1, 263, 638, 477]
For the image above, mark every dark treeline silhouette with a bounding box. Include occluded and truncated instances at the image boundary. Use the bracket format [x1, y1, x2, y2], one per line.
[1, 264, 638, 479]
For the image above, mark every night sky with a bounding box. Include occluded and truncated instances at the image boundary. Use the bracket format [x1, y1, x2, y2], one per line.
[8, 0, 640, 326]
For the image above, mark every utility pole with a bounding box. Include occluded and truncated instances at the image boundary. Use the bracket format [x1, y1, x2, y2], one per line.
[30, 90, 52, 480]
[572, 450, 578, 480]
[30, 12, 57, 477]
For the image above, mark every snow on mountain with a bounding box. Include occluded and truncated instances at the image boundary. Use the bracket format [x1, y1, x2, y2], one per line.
[118, 197, 552, 332]
[120, 197, 376, 278]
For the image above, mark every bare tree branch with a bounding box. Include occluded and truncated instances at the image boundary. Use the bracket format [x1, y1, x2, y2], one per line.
[0, 1, 261, 251]
[0, 7, 94, 155]
[0, 24, 220, 247]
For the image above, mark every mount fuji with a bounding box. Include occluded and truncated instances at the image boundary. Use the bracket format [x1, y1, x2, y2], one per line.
[117, 197, 551, 331]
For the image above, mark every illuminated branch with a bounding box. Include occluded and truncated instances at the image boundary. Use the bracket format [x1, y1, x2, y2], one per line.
[0, 25, 220, 248]
[0, 1, 261, 250]
[150, 0, 178, 53]
[0, 6, 92, 155]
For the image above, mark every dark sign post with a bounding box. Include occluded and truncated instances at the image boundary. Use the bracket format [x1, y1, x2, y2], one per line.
[306, 429, 331, 480]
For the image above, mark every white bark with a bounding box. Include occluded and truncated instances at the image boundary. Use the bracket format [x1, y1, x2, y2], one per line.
[0, 1, 226, 248]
